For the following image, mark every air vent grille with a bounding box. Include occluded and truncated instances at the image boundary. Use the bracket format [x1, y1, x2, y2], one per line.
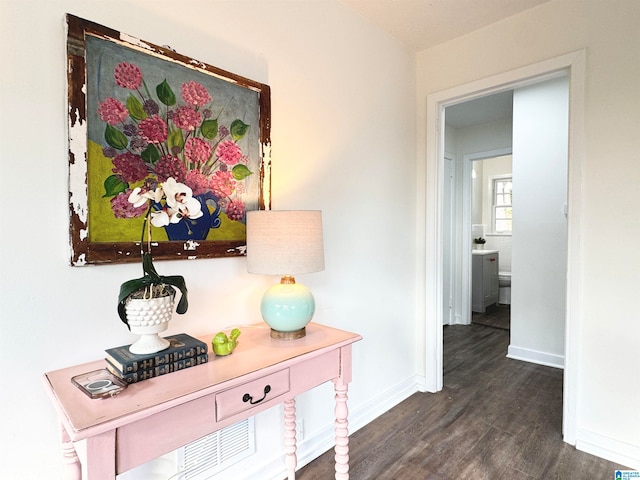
[177, 417, 255, 479]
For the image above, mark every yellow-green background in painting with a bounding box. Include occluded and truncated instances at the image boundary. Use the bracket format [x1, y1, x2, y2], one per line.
[87, 140, 246, 243]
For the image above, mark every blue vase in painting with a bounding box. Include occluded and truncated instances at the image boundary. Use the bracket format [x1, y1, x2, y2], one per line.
[164, 193, 221, 241]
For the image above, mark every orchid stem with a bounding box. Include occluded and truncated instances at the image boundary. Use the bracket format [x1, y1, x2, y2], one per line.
[140, 204, 153, 274]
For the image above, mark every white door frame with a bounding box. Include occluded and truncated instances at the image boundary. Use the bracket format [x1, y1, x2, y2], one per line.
[422, 50, 585, 444]
[443, 153, 455, 325]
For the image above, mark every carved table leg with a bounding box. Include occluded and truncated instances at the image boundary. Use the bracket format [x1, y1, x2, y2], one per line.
[284, 398, 297, 480]
[60, 425, 82, 480]
[333, 379, 350, 480]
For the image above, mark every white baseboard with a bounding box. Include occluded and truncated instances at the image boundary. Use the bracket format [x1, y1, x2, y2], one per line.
[294, 375, 419, 470]
[577, 428, 640, 471]
[348, 375, 420, 435]
[249, 376, 421, 480]
[414, 373, 428, 392]
[507, 344, 564, 369]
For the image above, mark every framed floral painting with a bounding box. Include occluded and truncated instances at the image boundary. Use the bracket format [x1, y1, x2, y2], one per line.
[66, 14, 271, 265]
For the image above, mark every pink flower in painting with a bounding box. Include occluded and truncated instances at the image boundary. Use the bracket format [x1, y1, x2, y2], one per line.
[138, 115, 168, 144]
[112, 152, 148, 183]
[129, 137, 147, 154]
[225, 199, 245, 221]
[209, 170, 236, 198]
[181, 81, 211, 106]
[98, 98, 129, 125]
[218, 125, 230, 139]
[173, 106, 202, 131]
[154, 155, 187, 183]
[184, 170, 210, 196]
[216, 140, 243, 166]
[96, 62, 258, 236]
[143, 99, 159, 116]
[114, 62, 143, 90]
[102, 146, 117, 158]
[111, 190, 147, 218]
[184, 138, 212, 165]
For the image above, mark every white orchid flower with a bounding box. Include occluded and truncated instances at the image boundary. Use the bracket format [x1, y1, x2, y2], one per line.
[181, 197, 203, 219]
[162, 178, 189, 209]
[150, 210, 170, 227]
[128, 186, 163, 207]
[168, 208, 185, 223]
[162, 177, 203, 219]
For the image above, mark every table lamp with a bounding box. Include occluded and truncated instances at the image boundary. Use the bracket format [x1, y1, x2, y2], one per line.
[246, 210, 324, 340]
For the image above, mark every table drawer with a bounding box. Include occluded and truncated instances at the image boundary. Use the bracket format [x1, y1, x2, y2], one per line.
[216, 369, 290, 421]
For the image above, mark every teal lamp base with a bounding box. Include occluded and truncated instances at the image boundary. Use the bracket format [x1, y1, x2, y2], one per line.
[260, 276, 315, 340]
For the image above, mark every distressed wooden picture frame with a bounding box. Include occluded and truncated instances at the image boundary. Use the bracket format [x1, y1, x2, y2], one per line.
[66, 14, 271, 266]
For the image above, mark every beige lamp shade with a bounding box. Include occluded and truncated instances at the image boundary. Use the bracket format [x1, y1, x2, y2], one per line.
[246, 210, 324, 276]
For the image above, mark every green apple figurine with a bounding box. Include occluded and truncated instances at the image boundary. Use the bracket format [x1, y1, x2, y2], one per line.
[212, 328, 241, 356]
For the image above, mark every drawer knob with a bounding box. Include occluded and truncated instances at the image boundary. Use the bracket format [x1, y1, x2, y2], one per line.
[243, 385, 271, 405]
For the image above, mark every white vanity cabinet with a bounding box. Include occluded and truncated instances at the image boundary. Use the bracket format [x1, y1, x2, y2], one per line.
[472, 250, 499, 313]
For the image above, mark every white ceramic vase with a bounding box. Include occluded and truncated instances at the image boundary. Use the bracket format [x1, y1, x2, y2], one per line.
[125, 293, 175, 354]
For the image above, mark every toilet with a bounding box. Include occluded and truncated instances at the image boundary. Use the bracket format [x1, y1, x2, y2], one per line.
[498, 271, 511, 305]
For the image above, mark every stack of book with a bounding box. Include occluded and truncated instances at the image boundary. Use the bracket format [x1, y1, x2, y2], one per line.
[105, 333, 208, 384]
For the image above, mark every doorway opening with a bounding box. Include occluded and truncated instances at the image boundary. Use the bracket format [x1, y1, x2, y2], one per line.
[468, 154, 513, 332]
[422, 50, 586, 444]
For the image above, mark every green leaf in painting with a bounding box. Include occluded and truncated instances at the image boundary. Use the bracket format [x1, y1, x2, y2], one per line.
[105, 124, 128, 150]
[230, 119, 250, 141]
[168, 128, 184, 151]
[141, 144, 160, 163]
[103, 174, 128, 197]
[200, 119, 218, 139]
[231, 164, 253, 181]
[156, 79, 176, 106]
[127, 94, 147, 121]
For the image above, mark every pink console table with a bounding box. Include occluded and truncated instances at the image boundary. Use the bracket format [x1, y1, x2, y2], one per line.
[43, 323, 362, 480]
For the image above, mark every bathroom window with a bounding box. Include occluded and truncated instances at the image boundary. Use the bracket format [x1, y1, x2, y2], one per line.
[493, 177, 512, 233]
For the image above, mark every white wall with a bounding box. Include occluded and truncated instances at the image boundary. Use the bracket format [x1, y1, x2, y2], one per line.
[417, 0, 640, 468]
[0, 2, 417, 479]
[509, 75, 568, 368]
[472, 160, 484, 225]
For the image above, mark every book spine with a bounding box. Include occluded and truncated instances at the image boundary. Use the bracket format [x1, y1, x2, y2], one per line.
[111, 343, 208, 373]
[171, 345, 208, 361]
[108, 354, 208, 384]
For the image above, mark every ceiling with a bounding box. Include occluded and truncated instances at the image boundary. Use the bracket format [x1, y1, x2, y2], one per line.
[340, 0, 552, 52]
[340, 0, 537, 128]
[445, 90, 513, 129]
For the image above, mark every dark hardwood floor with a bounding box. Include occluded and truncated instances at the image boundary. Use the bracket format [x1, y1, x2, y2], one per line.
[471, 303, 510, 331]
[295, 323, 628, 479]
